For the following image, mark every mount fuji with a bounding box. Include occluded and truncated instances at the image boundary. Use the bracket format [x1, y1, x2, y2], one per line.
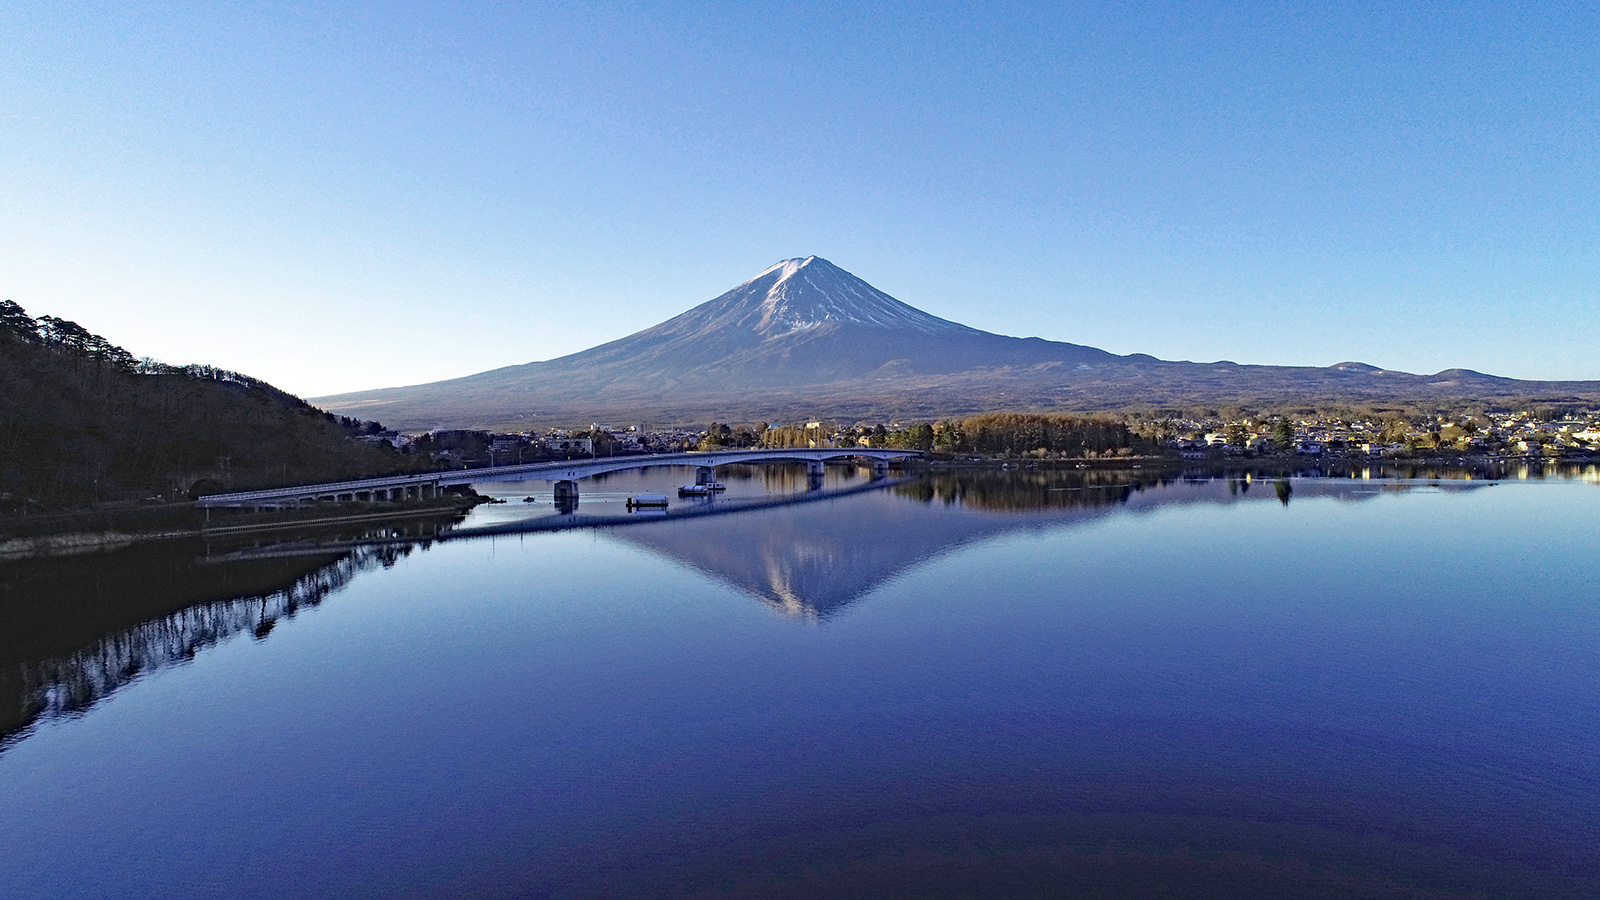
[315, 256, 1599, 428]
[522, 255, 1123, 383]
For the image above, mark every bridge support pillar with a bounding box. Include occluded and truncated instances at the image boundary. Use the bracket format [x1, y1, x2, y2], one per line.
[553, 479, 579, 513]
[871, 459, 890, 479]
[696, 466, 716, 485]
[806, 459, 825, 490]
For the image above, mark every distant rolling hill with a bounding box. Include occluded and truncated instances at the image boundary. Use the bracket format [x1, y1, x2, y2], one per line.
[315, 256, 1600, 428]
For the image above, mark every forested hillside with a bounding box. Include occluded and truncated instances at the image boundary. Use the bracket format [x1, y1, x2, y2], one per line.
[1, 301, 430, 512]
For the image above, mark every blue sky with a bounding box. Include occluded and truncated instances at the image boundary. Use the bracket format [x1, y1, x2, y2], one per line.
[3, 1, 1595, 396]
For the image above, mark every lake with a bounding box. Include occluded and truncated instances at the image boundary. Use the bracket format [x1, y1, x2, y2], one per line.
[2, 466, 1598, 898]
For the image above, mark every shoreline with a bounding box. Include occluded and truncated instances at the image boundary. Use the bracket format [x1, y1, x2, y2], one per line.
[0, 497, 481, 561]
[5, 455, 1595, 561]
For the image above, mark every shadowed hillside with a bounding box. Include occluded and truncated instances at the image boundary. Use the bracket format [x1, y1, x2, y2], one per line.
[0, 301, 430, 513]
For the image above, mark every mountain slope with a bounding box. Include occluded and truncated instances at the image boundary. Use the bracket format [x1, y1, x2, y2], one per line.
[315, 257, 1600, 428]
[550, 256, 1116, 382]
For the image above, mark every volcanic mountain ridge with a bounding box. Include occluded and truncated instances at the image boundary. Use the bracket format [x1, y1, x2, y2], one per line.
[314, 256, 1600, 428]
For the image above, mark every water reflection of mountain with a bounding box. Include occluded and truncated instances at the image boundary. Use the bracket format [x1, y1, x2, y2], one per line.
[0, 542, 411, 749]
[610, 472, 1494, 619]
[0, 471, 1506, 745]
[610, 472, 1172, 619]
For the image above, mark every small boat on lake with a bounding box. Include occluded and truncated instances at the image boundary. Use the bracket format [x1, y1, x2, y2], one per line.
[627, 493, 669, 510]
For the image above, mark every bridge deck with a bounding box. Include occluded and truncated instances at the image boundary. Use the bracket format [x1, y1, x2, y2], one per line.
[195, 448, 921, 507]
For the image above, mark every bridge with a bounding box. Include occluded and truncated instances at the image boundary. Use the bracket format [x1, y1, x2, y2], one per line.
[193, 448, 921, 509]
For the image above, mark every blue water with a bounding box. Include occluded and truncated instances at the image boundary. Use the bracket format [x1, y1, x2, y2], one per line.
[1, 473, 1597, 898]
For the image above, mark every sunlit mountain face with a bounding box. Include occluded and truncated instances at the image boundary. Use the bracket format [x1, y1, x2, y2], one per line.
[629, 256, 972, 340]
[316, 256, 1600, 429]
[510, 255, 1122, 385]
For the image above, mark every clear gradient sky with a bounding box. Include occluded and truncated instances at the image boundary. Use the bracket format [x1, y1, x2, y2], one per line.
[3, 2, 1596, 397]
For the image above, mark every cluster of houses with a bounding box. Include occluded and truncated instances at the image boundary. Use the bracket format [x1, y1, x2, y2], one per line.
[354, 410, 1600, 466]
[358, 425, 706, 464]
[504, 426, 702, 456]
[1171, 410, 1600, 460]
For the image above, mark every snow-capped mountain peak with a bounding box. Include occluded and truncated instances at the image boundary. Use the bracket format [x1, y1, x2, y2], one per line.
[312, 255, 1598, 430]
[720, 256, 966, 336]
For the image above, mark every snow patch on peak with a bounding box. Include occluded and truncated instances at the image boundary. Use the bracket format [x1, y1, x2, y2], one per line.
[750, 255, 820, 285]
[694, 256, 973, 340]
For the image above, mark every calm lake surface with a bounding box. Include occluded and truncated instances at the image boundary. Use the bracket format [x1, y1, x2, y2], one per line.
[2, 467, 1598, 898]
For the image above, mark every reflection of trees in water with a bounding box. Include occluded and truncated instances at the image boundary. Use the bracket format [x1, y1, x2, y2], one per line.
[897, 462, 1553, 513]
[2, 545, 410, 750]
[896, 470, 1169, 512]
[760, 465, 812, 492]
[1184, 461, 1598, 482]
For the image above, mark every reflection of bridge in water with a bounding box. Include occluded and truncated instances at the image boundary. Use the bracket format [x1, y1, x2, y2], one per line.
[195, 449, 921, 509]
[5, 472, 1483, 749]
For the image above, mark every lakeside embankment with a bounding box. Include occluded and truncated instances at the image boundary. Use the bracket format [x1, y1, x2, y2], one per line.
[0, 495, 483, 560]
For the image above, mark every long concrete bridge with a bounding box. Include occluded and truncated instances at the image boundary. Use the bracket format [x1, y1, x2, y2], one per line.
[194, 448, 922, 509]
